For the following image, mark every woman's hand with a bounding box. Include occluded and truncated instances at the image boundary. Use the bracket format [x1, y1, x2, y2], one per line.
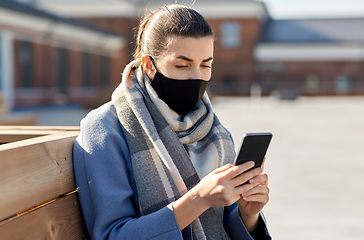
[236, 163, 269, 232]
[195, 161, 263, 209]
[172, 161, 263, 230]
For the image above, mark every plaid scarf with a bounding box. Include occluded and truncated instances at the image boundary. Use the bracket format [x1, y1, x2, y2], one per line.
[112, 59, 236, 240]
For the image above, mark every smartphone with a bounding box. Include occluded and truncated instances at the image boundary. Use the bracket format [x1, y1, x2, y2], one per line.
[233, 132, 273, 168]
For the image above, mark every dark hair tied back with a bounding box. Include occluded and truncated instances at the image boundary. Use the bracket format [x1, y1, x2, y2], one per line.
[133, 4, 213, 60]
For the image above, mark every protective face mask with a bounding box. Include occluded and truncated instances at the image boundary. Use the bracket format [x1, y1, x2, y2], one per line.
[149, 57, 209, 115]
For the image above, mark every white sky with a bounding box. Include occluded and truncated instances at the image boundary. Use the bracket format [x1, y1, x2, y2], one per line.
[258, 0, 364, 19]
[17, 0, 364, 19]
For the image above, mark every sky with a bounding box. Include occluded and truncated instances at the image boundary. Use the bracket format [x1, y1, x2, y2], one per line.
[258, 0, 364, 19]
[16, 0, 364, 19]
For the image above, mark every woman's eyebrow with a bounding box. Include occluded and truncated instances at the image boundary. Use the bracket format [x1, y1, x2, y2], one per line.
[176, 55, 193, 62]
[176, 55, 214, 62]
[202, 57, 214, 62]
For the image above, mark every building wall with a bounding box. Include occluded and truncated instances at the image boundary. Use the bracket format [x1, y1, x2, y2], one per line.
[81, 17, 139, 78]
[208, 18, 261, 95]
[256, 60, 364, 97]
[13, 38, 124, 107]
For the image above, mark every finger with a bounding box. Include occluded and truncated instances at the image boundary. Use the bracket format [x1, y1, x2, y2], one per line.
[236, 175, 268, 197]
[242, 184, 269, 199]
[243, 194, 269, 205]
[248, 173, 268, 185]
[242, 192, 269, 204]
[261, 157, 266, 170]
[227, 161, 255, 179]
[233, 167, 262, 187]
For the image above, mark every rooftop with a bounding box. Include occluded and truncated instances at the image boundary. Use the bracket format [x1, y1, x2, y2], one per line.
[0, 0, 120, 35]
[259, 18, 364, 44]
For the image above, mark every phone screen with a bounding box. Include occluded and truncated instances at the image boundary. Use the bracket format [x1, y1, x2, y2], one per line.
[234, 132, 272, 167]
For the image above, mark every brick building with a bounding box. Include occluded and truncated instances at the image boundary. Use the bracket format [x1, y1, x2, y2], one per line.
[256, 19, 364, 97]
[2, 0, 364, 109]
[35, 0, 270, 97]
[0, 0, 124, 110]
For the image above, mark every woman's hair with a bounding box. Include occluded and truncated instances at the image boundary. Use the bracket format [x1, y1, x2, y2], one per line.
[133, 4, 214, 60]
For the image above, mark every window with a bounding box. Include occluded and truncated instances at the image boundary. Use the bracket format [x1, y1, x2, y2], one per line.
[335, 75, 352, 94]
[58, 48, 69, 95]
[305, 74, 320, 94]
[101, 56, 110, 87]
[220, 21, 241, 49]
[82, 52, 91, 87]
[222, 75, 238, 91]
[19, 41, 33, 88]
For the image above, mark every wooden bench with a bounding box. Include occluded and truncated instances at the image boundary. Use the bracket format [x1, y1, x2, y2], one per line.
[0, 126, 89, 240]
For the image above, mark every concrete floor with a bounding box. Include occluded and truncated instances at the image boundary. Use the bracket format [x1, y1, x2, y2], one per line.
[212, 96, 364, 240]
[13, 96, 364, 239]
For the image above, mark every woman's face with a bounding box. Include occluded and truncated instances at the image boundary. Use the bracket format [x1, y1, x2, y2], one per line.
[145, 36, 214, 81]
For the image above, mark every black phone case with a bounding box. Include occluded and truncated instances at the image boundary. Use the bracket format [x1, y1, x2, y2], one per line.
[234, 133, 272, 168]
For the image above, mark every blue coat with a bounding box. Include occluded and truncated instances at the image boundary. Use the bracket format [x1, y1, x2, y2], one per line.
[73, 102, 271, 240]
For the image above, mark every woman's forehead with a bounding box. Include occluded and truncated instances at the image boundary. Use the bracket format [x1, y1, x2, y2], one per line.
[164, 36, 214, 60]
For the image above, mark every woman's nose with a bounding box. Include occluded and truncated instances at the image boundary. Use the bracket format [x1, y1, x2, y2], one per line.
[190, 67, 202, 80]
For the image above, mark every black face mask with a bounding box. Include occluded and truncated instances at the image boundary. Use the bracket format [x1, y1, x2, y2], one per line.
[149, 57, 209, 115]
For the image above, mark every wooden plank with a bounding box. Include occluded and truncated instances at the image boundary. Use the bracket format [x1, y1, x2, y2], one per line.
[0, 127, 80, 144]
[0, 126, 80, 131]
[0, 192, 88, 240]
[0, 130, 60, 144]
[0, 131, 80, 221]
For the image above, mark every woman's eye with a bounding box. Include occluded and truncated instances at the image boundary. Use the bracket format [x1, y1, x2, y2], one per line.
[176, 65, 188, 68]
[202, 65, 212, 69]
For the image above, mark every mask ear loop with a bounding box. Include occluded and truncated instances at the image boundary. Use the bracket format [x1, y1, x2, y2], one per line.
[149, 56, 158, 72]
[148, 56, 160, 84]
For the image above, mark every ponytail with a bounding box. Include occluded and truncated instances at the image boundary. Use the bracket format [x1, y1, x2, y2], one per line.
[133, 11, 153, 60]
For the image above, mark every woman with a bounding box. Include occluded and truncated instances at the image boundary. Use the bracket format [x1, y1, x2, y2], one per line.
[73, 4, 271, 240]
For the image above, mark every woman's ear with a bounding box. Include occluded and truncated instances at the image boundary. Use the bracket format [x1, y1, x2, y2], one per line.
[141, 55, 156, 80]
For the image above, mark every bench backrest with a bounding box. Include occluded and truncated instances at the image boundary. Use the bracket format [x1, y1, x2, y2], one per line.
[0, 126, 88, 240]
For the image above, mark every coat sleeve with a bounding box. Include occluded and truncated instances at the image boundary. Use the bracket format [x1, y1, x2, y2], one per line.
[224, 204, 271, 240]
[73, 102, 183, 240]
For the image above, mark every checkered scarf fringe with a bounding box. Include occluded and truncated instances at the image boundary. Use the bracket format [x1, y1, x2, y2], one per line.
[112, 59, 236, 240]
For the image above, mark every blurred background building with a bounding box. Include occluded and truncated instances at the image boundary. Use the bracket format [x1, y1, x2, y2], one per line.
[1, 0, 364, 110]
[0, 0, 125, 111]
